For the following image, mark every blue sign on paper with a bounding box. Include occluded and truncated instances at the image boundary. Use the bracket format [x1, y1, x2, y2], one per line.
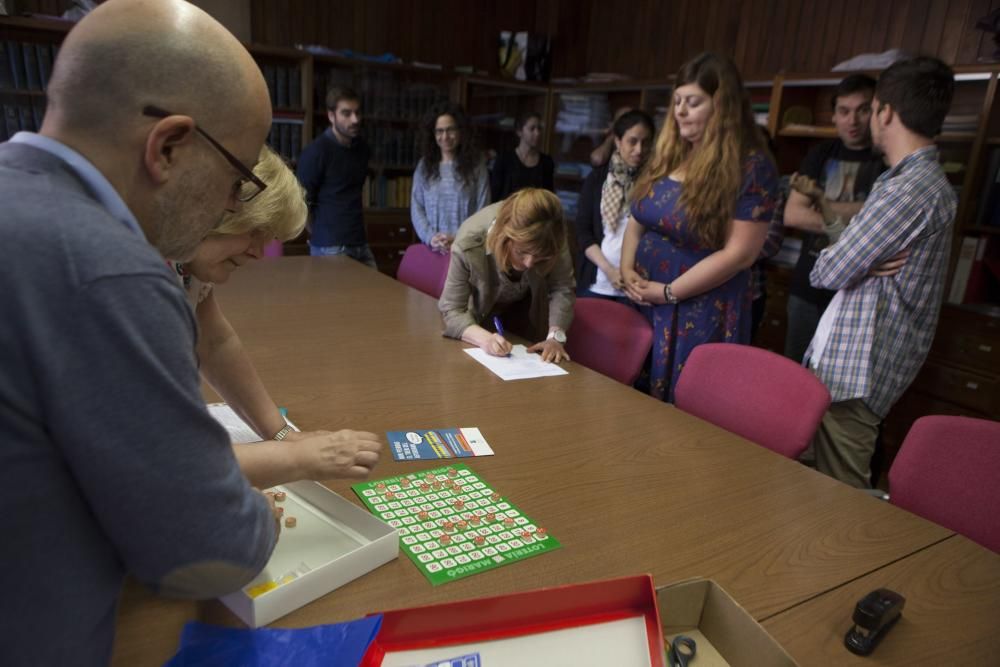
[387, 428, 494, 461]
[422, 653, 482, 667]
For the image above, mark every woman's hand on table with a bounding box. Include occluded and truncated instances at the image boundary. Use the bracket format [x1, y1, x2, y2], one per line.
[527, 339, 570, 363]
[288, 429, 383, 480]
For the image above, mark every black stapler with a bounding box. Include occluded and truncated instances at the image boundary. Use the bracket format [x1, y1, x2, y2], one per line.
[844, 588, 905, 656]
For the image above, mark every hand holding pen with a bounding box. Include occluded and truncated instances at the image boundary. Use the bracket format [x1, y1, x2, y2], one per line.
[489, 316, 514, 357]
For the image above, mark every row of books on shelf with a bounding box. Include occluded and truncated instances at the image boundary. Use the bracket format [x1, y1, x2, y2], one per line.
[1, 40, 57, 91]
[1, 98, 44, 140]
[312, 68, 355, 111]
[941, 114, 979, 134]
[357, 73, 449, 121]
[267, 120, 303, 162]
[363, 174, 412, 209]
[362, 124, 418, 167]
[261, 63, 303, 110]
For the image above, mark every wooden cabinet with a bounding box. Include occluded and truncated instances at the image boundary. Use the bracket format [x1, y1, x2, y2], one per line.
[755, 264, 791, 355]
[883, 304, 1000, 451]
[365, 210, 415, 276]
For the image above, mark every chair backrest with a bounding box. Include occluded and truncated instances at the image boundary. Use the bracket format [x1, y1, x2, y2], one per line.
[396, 244, 450, 298]
[564, 298, 653, 385]
[889, 415, 1000, 553]
[674, 342, 831, 459]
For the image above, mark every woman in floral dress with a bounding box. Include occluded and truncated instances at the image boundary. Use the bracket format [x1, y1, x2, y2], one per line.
[621, 53, 778, 401]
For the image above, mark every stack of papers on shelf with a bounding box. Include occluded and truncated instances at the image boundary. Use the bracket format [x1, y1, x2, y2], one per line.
[555, 93, 610, 135]
[941, 114, 979, 133]
[554, 161, 593, 178]
[556, 190, 580, 221]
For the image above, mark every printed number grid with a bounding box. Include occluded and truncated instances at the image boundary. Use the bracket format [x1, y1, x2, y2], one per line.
[353, 463, 560, 585]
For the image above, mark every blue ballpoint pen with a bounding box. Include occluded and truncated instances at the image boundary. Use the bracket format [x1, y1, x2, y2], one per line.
[492, 316, 511, 356]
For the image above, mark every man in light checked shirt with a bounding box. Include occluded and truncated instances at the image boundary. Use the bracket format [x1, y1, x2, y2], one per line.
[802, 57, 957, 489]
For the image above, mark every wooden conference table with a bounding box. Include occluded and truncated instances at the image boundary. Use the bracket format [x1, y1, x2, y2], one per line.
[112, 257, 1000, 666]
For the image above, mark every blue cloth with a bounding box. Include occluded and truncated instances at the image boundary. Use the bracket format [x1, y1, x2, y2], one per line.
[631, 150, 778, 401]
[165, 616, 382, 667]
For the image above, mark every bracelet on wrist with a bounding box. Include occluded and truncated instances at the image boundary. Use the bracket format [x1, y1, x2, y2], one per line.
[272, 424, 293, 441]
[663, 282, 679, 305]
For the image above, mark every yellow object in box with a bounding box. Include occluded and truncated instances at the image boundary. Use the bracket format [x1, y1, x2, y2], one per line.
[246, 581, 279, 599]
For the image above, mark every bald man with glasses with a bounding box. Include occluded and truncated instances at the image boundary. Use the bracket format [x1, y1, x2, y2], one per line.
[0, 1, 287, 664]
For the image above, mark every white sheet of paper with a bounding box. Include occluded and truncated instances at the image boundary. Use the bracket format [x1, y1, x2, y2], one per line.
[463, 344, 569, 381]
[207, 403, 297, 443]
[208, 403, 261, 443]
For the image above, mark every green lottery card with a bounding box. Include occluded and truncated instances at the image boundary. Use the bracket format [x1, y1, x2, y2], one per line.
[352, 463, 560, 585]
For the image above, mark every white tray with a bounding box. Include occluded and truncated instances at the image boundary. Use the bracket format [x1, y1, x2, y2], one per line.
[220, 480, 398, 627]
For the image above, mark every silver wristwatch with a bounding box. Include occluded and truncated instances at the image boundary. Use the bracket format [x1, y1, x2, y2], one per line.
[546, 329, 567, 344]
[272, 424, 293, 441]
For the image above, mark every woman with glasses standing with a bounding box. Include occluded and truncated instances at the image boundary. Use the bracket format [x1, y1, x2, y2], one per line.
[490, 111, 554, 202]
[620, 53, 778, 402]
[411, 103, 490, 253]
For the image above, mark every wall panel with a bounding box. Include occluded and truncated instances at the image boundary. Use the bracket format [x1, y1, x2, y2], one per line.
[10, 1, 1000, 79]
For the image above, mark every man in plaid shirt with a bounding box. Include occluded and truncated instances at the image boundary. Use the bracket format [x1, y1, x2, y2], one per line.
[803, 57, 956, 488]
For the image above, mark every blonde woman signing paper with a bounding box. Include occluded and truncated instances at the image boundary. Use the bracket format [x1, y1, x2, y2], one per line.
[439, 188, 575, 362]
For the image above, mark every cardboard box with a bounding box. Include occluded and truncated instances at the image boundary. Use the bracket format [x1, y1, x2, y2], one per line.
[362, 574, 666, 666]
[658, 579, 798, 667]
[220, 480, 399, 628]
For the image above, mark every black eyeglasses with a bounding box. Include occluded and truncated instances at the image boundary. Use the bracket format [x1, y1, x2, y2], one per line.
[142, 105, 268, 202]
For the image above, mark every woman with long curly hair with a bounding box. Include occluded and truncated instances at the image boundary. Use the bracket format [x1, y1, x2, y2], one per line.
[620, 52, 778, 402]
[411, 102, 490, 253]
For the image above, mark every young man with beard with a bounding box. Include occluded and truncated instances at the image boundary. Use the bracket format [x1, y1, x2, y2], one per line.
[782, 74, 886, 364]
[297, 86, 376, 267]
[804, 58, 956, 489]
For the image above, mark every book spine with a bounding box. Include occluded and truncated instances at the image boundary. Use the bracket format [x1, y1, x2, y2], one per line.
[7, 41, 25, 90]
[30, 97, 44, 130]
[4, 103, 20, 137]
[0, 41, 12, 89]
[275, 66, 288, 108]
[262, 64, 277, 107]
[17, 101, 34, 132]
[288, 65, 301, 110]
[35, 43, 54, 89]
[21, 42, 40, 91]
